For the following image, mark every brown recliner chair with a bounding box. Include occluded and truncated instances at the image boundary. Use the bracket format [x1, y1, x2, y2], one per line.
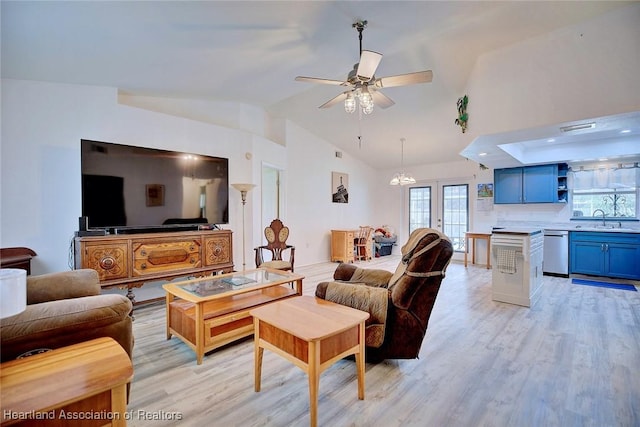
[0, 269, 133, 362]
[316, 228, 453, 362]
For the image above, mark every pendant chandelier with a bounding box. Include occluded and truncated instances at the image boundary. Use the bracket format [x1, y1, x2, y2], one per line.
[389, 138, 416, 186]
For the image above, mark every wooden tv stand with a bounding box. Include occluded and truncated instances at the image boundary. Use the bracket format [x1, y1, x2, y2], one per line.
[74, 229, 233, 305]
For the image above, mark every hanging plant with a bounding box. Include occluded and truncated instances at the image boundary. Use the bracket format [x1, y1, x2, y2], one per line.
[455, 95, 469, 133]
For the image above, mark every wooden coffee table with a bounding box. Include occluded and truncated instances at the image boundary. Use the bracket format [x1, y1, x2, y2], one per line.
[250, 296, 369, 427]
[164, 268, 304, 364]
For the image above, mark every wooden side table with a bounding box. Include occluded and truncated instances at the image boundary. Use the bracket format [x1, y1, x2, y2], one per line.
[0, 247, 37, 275]
[464, 232, 492, 269]
[1, 337, 133, 427]
[250, 296, 369, 427]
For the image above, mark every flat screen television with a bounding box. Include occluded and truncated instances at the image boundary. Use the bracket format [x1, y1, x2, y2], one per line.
[81, 139, 229, 233]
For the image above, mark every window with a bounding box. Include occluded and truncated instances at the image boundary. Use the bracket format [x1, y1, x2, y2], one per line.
[570, 166, 639, 219]
[572, 189, 637, 218]
[409, 186, 431, 233]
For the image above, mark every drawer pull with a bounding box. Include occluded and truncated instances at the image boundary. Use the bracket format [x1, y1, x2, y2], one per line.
[141, 263, 147, 269]
[99, 256, 116, 271]
[214, 246, 222, 256]
[190, 246, 195, 251]
[141, 250, 147, 256]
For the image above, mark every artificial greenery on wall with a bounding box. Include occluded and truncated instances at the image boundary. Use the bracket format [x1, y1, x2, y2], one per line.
[455, 95, 469, 133]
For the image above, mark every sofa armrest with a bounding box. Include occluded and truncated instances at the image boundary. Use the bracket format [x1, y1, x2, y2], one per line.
[1, 294, 133, 362]
[333, 263, 393, 288]
[27, 269, 101, 305]
[316, 281, 389, 347]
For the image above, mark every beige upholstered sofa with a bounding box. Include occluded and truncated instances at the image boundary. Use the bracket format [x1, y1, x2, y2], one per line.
[0, 269, 133, 362]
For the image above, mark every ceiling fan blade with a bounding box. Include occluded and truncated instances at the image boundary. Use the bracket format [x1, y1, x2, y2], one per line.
[375, 70, 433, 88]
[319, 92, 349, 109]
[295, 76, 346, 86]
[371, 90, 395, 109]
[356, 50, 383, 82]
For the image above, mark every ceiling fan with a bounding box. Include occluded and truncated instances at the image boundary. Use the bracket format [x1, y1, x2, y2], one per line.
[295, 20, 433, 114]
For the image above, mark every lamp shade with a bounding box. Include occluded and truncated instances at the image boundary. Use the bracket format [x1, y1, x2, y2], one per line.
[231, 183, 256, 193]
[0, 268, 27, 318]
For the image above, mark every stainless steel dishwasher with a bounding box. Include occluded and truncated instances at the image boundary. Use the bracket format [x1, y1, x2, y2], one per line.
[543, 229, 569, 276]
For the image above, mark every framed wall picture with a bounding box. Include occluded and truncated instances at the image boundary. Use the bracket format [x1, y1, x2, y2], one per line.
[477, 183, 494, 198]
[332, 172, 349, 203]
[146, 184, 165, 207]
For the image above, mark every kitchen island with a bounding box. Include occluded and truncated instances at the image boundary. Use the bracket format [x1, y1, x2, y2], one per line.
[491, 228, 544, 307]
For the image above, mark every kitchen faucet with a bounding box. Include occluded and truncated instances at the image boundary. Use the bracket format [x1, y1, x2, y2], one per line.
[592, 209, 606, 226]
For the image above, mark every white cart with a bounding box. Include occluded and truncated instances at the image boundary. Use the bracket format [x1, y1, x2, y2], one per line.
[491, 229, 544, 307]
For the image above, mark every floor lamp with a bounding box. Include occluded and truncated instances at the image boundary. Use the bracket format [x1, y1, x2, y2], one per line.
[231, 183, 256, 270]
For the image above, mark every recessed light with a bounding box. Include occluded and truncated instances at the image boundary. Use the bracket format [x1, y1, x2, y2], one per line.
[560, 122, 595, 132]
[620, 129, 631, 134]
[598, 158, 608, 162]
[547, 138, 555, 143]
[479, 152, 487, 156]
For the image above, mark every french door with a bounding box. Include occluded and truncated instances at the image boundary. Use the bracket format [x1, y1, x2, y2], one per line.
[408, 180, 469, 253]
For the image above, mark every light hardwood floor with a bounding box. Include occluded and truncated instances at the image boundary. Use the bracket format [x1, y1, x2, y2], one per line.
[127, 256, 640, 427]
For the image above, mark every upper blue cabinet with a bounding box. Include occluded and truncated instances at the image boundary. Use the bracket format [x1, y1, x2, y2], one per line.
[494, 163, 568, 204]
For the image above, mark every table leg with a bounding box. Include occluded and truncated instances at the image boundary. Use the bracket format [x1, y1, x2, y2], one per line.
[486, 236, 491, 269]
[472, 238, 476, 265]
[356, 322, 366, 400]
[195, 303, 204, 365]
[165, 292, 174, 340]
[464, 236, 469, 267]
[308, 340, 320, 427]
[111, 383, 128, 427]
[254, 318, 263, 392]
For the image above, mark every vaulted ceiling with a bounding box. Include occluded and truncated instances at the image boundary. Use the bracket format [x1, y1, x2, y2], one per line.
[1, 1, 634, 169]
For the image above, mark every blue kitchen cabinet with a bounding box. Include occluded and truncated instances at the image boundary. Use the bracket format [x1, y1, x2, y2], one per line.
[494, 168, 523, 203]
[523, 164, 557, 203]
[494, 163, 566, 204]
[570, 240, 606, 276]
[569, 232, 640, 280]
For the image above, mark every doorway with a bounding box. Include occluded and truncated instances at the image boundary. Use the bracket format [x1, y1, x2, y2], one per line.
[407, 179, 469, 254]
[260, 164, 284, 233]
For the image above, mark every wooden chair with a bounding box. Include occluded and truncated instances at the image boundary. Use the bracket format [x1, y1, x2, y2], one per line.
[354, 226, 373, 261]
[254, 219, 295, 272]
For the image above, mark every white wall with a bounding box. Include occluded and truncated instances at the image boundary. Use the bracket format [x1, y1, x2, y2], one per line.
[0, 79, 377, 275]
[467, 4, 640, 136]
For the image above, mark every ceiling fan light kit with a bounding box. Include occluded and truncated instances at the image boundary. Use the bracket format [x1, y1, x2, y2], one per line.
[295, 19, 433, 115]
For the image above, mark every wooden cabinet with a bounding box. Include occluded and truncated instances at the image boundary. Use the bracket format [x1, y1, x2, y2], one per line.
[75, 230, 233, 303]
[330, 230, 372, 263]
[570, 232, 640, 280]
[494, 163, 567, 204]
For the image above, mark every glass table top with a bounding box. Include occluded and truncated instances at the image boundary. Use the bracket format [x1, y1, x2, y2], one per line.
[178, 269, 292, 298]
